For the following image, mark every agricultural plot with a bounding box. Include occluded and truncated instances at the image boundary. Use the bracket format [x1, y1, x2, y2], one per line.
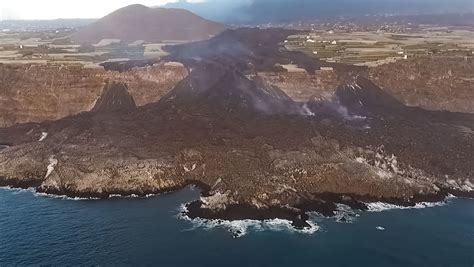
[285, 29, 474, 67]
[0, 31, 187, 65]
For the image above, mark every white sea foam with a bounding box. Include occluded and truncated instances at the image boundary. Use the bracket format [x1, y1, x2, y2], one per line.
[177, 194, 456, 237]
[366, 200, 447, 212]
[177, 204, 319, 238]
[446, 193, 456, 199]
[34, 192, 98, 201]
[0, 186, 98, 200]
[0, 186, 36, 193]
[0, 186, 99, 200]
[1, 186, 163, 200]
[109, 193, 160, 199]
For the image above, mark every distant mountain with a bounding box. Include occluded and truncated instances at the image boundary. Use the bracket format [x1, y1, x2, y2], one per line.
[0, 19, 96, 31]
[161, 0, 251, 24]
[164, 0, 474, 24]
[71, 4, 226, 44]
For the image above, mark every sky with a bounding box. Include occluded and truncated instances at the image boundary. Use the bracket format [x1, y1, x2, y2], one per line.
[1, 0, 473, 21]
[0, 0, 182, 20]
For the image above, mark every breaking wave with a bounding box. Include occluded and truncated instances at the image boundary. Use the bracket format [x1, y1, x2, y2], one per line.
[108, 193, 158, 199]
[34, 192, 99, 201]
[365, 197, 453, 212]
[177, 204, 319, 238]
[0, 186, 166, 200]
[176, 195, 459, 237]
[0, 186, 36, 194]
[0, 186, 98, 200]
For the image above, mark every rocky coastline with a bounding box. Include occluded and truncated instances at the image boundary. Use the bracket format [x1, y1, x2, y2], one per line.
[0, 28, 473, 231]
[1, 173, 467, 231]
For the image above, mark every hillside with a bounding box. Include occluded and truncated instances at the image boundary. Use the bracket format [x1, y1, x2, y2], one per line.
[71, 4, 226, 44]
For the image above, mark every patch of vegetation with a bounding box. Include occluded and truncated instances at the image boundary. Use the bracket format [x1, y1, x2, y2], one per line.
[19, 45, 68, 56]
[78, 45, 95, 53]
[390, 34, 424, 40]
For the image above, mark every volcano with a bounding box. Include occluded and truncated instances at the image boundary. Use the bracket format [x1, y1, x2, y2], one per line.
[159, 63, 301, 115]
[71, 4, 226, 44]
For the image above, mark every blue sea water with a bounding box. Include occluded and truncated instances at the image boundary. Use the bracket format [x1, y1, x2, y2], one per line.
[0, 186, 473, 266]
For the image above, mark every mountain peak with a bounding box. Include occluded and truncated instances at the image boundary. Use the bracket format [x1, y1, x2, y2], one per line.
[71, 5, 226, 44]
[119, 4, 149, 11]
[160, 63, 300, 115]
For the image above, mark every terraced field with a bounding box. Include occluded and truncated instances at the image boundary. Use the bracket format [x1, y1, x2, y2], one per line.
[0, 31, 184, 65]
[285, 29, 474, 67]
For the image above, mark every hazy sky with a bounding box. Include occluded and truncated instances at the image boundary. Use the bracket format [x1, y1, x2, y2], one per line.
[0, 0, 185, 20]
[1, 0, 472, 20]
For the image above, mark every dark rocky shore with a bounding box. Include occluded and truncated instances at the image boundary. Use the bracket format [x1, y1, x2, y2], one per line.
[185, 188, 455, 229]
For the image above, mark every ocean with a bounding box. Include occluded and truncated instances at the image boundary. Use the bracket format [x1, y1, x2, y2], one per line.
[0, 186, 473, 266]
